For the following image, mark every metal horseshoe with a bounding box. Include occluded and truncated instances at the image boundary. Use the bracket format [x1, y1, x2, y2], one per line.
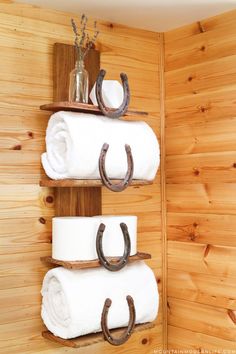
[95, 69, 130, 118]
[96, 222, 131, 271]
[99, 143, 134, 192]
[101, 295, 136, 346]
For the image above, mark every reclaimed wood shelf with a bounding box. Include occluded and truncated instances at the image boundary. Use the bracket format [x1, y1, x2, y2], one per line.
[41, 252, 151, 270]
[40, 177, 152, 188]
[40, 102, 148, 117]
[42, 322, 154, 348]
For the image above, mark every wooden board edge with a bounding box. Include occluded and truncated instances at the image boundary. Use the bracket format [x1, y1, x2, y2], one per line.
[40, 252, 152, 270]
[42, 322, 155, 348]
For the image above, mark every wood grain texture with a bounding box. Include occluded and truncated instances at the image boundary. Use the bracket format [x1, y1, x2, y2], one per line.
[168, 326, 236, 351]
[165, 88, 236, 129]
[55, 187, 102, 216]
[165, 9, 236, 349]
[167, 183, 236, 214]
[40, 177, 152, 188]
[168, 297, 236, 342]
[168, 269, 236, 310]
[165, 10, 236, 70]
[166, 152, 236, 183]
[0, 1, 163, 353]
[168, 241, 236, 278]
[167, 212, 236, 247]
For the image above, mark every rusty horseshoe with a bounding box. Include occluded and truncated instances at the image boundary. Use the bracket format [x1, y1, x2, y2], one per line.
[101, 295, 136, 346]
[95, 69, 130, 118]
[99, 143, 134, 192]
[96, 222, 131, 271]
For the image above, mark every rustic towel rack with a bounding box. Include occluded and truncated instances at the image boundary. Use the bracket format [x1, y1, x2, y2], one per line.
[40, 43, 155, 349]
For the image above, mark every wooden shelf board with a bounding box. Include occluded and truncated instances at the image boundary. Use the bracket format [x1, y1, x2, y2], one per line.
[41, 252, 151, 270]
[40, 177, 152, 188]
[42, 322, 155, 348]
[40, 102, 148, 116]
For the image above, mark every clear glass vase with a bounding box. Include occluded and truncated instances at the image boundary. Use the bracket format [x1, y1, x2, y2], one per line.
[69, 60, 89, 103]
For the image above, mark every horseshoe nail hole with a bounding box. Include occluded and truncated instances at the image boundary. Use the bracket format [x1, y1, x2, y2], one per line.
[46, 196, 54, 204]
[142, 338, 148, 345]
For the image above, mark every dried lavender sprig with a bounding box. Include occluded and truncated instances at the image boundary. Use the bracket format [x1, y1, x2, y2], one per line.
[79, 14, 88, 46]
[71, 14, 99, 61]
[83, 29, 99, 58]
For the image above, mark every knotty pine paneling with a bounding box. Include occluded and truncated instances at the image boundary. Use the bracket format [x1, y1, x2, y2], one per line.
[0, 1, 163, 353]
[165, 9, 236, 350]
[168, 326, 236, 351]
[168, 269, 236, 310]
[167, 212, 236, 247]
[168, 297, 236, 342]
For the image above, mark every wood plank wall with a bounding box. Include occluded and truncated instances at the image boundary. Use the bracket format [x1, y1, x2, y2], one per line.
[0, 1, 163, 353]
[165, 10, 236, 350]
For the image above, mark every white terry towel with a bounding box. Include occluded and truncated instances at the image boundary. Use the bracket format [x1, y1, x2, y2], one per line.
[41, 262, 159, 339]
[52, 215, 137, 261]
[41, 111, 159, 180]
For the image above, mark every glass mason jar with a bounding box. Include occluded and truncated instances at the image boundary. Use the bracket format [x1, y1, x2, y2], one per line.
[69, 60, 89, 103]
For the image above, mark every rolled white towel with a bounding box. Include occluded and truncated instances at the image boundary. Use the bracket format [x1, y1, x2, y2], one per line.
[41, 111, 159, 180]
[41, 262, 159, 339]
[52, 216, 137, 261]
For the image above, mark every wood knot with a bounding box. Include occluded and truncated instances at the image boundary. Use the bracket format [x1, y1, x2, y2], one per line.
[109, 23, 113, 28]
[156, 277, 161, 284]
[200, 106, 206, 112]
[189, 232, 197, 241]
[46, 196, 54, 204]
[188, 76, 193, 82]
[13, 144, 22, 150]
[141, 338, 148, 345]
[193, 222, 198, 227]
[193, 168, 200, 176]
[39, 217, 46, 224]
[233, 163, 236, 168]
[27, 131, 34, 138]
[200, 45, 206, 51]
